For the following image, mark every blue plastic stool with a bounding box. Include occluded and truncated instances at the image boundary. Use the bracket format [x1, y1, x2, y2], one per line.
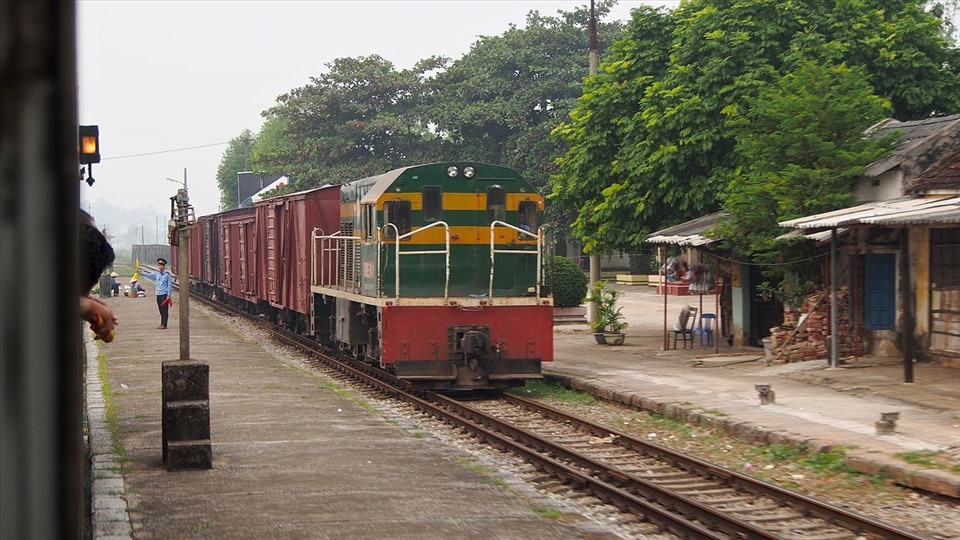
[697, 313, 716, 347]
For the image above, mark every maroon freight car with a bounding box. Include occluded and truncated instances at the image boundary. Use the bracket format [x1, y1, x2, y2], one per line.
[254, 186, 341, 320]
[217, 207, 259, 305]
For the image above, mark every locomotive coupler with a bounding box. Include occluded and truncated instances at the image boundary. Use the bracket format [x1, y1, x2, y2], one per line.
[460, 330, 489, 360]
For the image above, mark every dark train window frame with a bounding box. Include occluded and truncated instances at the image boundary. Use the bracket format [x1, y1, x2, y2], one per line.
[383, 199, 411, 240]
[486, 185, 506, 224]
[422, 186, 442, 222]
[517, 200, 538, 232]
[362, 203, 376, 240]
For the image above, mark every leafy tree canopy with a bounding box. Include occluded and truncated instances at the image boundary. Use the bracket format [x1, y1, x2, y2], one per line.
[261, 54, 450, 189]
[427, 1, 624, 192]
[215, 129, 253, 211]
[716, 58, 896, 258]
[219, 3, 624, 199]
[551, 0, 960, 255]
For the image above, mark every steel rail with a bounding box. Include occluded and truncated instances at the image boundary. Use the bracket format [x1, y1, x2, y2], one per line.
[498, 392, 927, 540]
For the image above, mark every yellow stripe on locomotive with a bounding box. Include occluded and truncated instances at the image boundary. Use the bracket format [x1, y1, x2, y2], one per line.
[332, 162, 546, 300]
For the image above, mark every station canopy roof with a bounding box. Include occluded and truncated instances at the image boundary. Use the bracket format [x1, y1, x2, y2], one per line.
[646, 211, 725, 246]
[779, 196, 960, 229]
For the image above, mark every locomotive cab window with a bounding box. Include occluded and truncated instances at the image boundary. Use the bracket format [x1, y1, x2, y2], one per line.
[518, 201, 538, 232]
[486, 186, 506, 224]
[362, 204, 376, 240]
[422, 186, 442, 222]
[383, 200, 411, 240]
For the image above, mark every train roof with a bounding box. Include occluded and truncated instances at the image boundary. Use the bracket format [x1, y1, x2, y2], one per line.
[348, 162, 527, 205]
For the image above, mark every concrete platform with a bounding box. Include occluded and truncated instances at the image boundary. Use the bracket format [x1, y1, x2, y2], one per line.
[85, 286, 582, 539]
[86, 281, 960, 538]
[547, 284, 960, 499]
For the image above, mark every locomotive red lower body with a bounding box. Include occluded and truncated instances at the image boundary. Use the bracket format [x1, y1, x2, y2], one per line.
[380, 303, 552, 390]
[315, 292, 553, 391]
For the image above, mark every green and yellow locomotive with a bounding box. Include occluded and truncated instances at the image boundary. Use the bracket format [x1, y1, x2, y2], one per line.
[312, 162, 553, 390]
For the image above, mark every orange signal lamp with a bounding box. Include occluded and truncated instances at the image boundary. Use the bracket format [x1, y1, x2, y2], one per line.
[79, 125, 100, 165]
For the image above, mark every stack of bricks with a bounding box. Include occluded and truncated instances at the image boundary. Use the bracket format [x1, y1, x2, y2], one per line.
[768, 287, 861, 363]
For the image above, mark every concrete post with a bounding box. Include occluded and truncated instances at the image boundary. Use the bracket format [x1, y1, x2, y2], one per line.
[176, 189, 190, 361]
[162, 187, 211, 470]
[162, 361, 212, 469]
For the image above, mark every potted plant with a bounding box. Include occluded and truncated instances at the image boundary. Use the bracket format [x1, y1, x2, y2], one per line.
[584, 280, 628, 345]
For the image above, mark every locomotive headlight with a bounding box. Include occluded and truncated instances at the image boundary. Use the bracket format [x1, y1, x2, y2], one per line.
[463, 166, 476, 178]
[446, 165, 459, 178]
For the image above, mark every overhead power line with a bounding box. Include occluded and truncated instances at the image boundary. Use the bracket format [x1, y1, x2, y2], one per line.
[102, 141, 230, 161]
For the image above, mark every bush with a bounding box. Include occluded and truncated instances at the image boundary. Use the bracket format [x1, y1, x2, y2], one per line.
[545, 256, 588, 308]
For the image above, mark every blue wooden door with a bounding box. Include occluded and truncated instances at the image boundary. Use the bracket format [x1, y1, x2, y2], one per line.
[865, 253, 896, 330]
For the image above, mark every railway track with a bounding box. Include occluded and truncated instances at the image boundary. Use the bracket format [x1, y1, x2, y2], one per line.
[194, 294, 927, 540]
[437, 393, 926, 540]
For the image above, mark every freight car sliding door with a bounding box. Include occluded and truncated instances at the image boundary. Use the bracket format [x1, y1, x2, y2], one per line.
[239, 221, 257, 296]
[203, 220, 214, 284]
[265, 205, 280, 303]
[220, 223, 232, 290]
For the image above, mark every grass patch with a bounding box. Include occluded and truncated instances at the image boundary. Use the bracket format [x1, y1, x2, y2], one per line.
[703, 409, 728, 417]
[750, 444, 858, 475]
[453, 457, 507, 487]
[896, 450, 959, 473]
[527, 504, 562, 520]
[512, 380, 596, 404]
[644, 412, 694, 437]
[98, 351, 127, 458]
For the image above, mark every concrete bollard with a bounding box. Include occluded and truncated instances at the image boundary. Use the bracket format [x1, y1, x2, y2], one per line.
[755, 384, 776, 405]
[162, 360, 212, 470]
[876, 411, 899, 435]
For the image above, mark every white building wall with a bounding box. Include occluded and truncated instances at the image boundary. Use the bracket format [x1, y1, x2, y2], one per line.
[854, 169, 903, 202]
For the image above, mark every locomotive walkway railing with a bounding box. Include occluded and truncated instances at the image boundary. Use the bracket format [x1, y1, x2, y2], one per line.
[380, 221, 451, 302]
[489, 221, 543, 300]
[314, 221, 541, 303]
[312, 229, 363, 294]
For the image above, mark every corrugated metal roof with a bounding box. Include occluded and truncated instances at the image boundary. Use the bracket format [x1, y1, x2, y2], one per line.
[779, 196, 960, 229]
[776, 228, 848, 243]
[646, 212, 725, 245]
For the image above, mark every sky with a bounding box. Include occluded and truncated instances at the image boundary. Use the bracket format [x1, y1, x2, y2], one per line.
[77, 0, 675, 232]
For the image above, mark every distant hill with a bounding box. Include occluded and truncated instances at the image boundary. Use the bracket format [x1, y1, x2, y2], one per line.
[85, 199, 168, 254]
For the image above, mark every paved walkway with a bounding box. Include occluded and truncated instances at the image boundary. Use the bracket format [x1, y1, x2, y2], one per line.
[548, 283, 960, 499]
[85, 285, 587, 539]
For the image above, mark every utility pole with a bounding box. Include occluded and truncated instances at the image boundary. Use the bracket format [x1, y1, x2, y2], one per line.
[162, 183, 212, 470]
[175, 188, 191, 360]
[587, 0, 602, 326]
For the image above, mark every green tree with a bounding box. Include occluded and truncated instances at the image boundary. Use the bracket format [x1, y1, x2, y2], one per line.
[248, 115, 296, 179]
[717, 59, 895, 257]
[551, 0, 959, 255]
[428, 2, 624, 193]
[215, 130, 253, 211]
[264, 55, 448, 188]
[550, 5, 676, 253]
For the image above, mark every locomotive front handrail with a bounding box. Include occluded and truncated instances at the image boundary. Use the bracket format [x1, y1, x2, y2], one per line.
[380, 221, 450, 302]
[489, 221, 542, 300]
